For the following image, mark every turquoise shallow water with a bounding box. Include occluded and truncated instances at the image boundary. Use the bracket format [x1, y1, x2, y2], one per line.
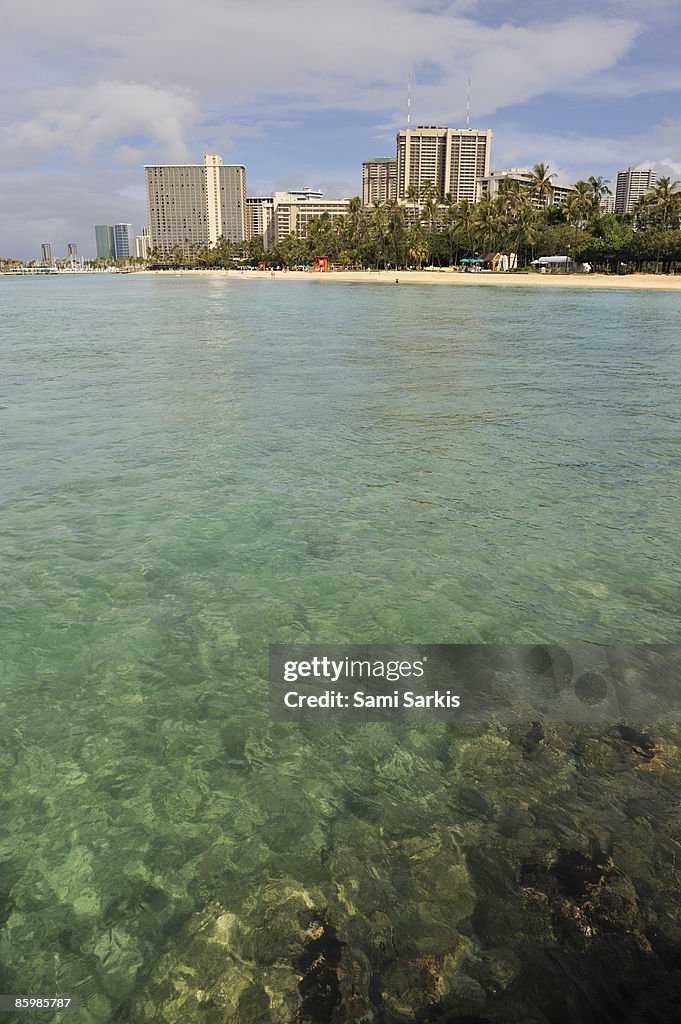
[1, 276, 681, 1022]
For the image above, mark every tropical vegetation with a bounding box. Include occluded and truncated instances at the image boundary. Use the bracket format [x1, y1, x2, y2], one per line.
[8, 166, 678, 275]
[143, 169, 681, 275]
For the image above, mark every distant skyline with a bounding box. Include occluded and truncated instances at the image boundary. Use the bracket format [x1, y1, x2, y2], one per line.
[2, 0, 681, 260]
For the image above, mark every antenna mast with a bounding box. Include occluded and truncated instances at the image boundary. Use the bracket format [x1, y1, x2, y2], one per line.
[466, 75, 471, 128]
[407, 72, 412, 130]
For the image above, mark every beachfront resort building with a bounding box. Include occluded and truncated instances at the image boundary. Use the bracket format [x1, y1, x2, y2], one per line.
[246, 196, 277, 249]
[246, 190, 349, 248]
[615, 166, 657, 214]
[272, 192, 349, 243]
[476, 168, 576, 208]
[362, 159, 398, 206]
[145, 155, 247, 255]
[396, 127, 492, 203]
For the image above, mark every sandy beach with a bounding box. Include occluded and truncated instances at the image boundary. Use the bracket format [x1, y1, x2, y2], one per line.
[141, 268, 681, 290]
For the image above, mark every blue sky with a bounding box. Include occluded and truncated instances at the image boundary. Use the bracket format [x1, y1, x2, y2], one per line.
[2, 0, 681, 259]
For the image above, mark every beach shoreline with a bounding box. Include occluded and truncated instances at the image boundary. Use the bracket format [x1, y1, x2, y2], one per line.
[138, 268, 681, 290]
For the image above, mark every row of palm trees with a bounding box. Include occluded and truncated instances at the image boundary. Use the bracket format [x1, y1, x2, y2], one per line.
[303, 166, 680, 272]
[145, 165, 681, 273]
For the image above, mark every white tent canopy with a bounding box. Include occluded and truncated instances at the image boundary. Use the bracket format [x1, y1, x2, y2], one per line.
[531, 255, 572, 265]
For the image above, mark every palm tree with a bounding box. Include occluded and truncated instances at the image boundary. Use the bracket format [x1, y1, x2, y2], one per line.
[528, 162, 556, 208]
[419, 179, 439, 205]
[515, 207, 540, 266]
[442, 192, 459, 266]
[452, 199, 475, 262]
[572, 181, 593, 225]
[344, 197, 364, 256]
[474, 193, 503, 254]
[650, 177, 681, 271]
[497, 177, 525, 212]
[422, 196, 441, 265]
[587, 175, 611, 219]
[370, 199, 389, 268]
[386, 201, 407, 269]
[405, 184, 421, 224]
[407, 224, 428, 268]
[632, 191, 657, 232]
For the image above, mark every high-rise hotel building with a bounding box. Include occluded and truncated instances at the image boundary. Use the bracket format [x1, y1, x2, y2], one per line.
[362, 159, 397, 206]
[396, 127, 492, 203]
[145, 154, 247, 254]
[615, 166, 657, 215]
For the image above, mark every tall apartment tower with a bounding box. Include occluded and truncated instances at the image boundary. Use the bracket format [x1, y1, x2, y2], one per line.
[41, 243, 53, 265]
[396, 127, 492, 203]
[95, 225, 115, 259]
[146, 154, 247, 254]
[113, 224, 134, 259]
[362, 158, 397, 206]
[246, 196, 277, 249]
[134, 227, 151, 260]
[615, 167, 657, 214]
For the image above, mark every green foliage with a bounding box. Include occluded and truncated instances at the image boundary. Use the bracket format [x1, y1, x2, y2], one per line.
[104, 175, 681, 275]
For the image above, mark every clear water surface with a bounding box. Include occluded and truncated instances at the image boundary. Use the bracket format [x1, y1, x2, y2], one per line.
[1, 275, 680, 1022]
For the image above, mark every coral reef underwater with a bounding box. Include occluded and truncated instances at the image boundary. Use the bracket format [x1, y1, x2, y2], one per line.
[5, 717, 676, 1022]
[123, 721, 681, 1024]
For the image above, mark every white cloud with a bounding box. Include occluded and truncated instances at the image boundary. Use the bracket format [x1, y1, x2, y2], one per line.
[1, 0, 680, 257]
[0, 169, 147, 260]
[0, 6, 642, 162]
[2, 3, 641, 116]
[494, 120, 681, 185]
[2, 81, 199, 165]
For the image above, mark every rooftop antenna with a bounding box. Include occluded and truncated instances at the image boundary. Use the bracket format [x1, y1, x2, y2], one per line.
[407, 72, 412, 130]
[466, 75, 471, 128]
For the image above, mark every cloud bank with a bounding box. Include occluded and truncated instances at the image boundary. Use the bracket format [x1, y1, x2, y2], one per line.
[1, 0, 680, 258]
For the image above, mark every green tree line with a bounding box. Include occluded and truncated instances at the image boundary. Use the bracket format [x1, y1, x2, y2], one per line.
[144, 167, 681, 274]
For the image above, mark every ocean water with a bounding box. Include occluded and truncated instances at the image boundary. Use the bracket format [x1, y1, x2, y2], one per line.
[1, 275, 680, 1023]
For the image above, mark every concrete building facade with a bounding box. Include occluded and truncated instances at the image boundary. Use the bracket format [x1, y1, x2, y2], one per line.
[272, 193, 349, 243]
[40, 243, 52, 265]
[246, 196, 276, 248]
[362, 158, 397, 206]
[615, 167, 657, 214]
[396, 127, 492, 203]
[146, 155, 247, 254]
[246, 190, 346, 248]
[476, 168, 576, 208]
[134, 227, 151, 260]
